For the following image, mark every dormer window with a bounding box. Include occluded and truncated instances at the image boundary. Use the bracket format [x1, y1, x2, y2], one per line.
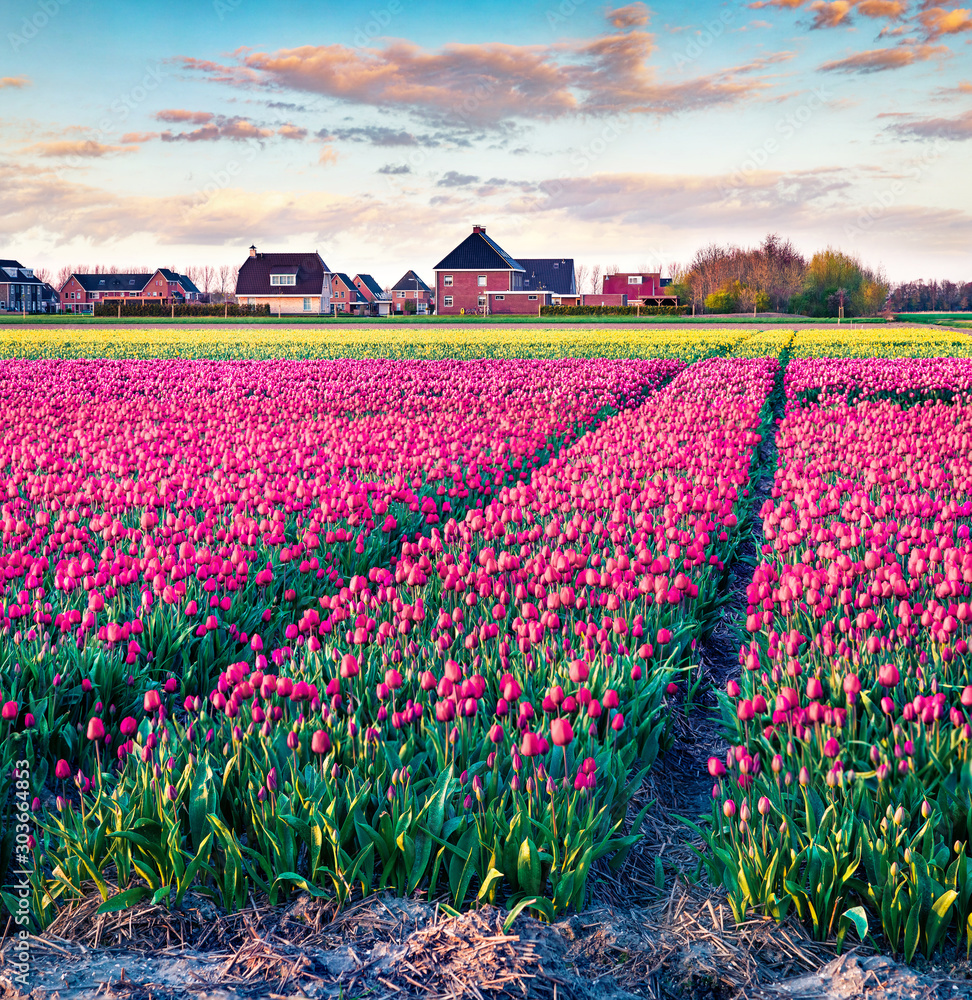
[270, 273, 297, 286]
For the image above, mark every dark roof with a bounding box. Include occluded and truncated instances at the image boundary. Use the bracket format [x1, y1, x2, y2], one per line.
[392, 270, 431, 293]
[71, 273, 152, 292]
[235, 251, 330, 296]
[354, 273, 387, 299]
[518, 259, 575, 295]
[0, 260, 45, 285]
[159, 268, 200, 293]
[433, 229, 524, 272]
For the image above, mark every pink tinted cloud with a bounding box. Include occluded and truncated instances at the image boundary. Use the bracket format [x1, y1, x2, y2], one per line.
[888, 108, 972, 139]
[0, 76, 30, 89]
[180, 18, 786, 126]
[154, 109, 215, 124]
[160, 117, 274, 141]
[808, 1, 855, 29]
[918, 6, 972, 39]
[278, 123, 308, 139]
[607, 3, 650, 28]
[30, 140, 138, 158]
[820, 42, 948, 71]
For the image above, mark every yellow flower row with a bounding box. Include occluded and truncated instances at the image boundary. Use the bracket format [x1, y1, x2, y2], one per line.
[791, 326, 972, 358]
[0, 326, 756, 361]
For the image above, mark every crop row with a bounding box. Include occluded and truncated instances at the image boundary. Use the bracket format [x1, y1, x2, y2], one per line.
[703, 357, 972, 959]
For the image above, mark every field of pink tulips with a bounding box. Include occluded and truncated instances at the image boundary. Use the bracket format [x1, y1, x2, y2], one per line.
[9, 343, 972, 969]
[705, 355, 972, 960]
[4, 354, 777, 928]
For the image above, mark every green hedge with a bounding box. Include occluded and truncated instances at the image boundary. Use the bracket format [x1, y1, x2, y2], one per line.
[93, 302, 271, 318]
[540, 304, 687, 317]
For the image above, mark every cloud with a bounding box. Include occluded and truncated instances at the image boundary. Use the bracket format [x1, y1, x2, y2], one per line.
[0, 76, 30, 89]
[318, 143, 338, 165]
[154, 109, 215, 124]
[856, 0, 906, 16]
[278, 123, 308, 139]
[887, 108, 972, 139]
[918, 5, 972, 39]
[607, 3, 650, 28]
[934, 78, 972, 96]
[819, 42, 948, 72]
[437, 170, 479, 187]
[30, 140, 138, 158]
[178, 14, 786, 126]
[120, 132, 160, 144]
[321, 125, 422, 145]
[378, 163, 411, 174]
[809, 1, 855, 29]
[160, 116, 274, 141]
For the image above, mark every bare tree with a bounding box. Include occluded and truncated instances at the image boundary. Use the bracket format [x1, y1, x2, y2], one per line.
[591, 264, 602, 296]
[574, 263, 588, 295]
[605, 263, 620, 275]
[55, 266, 73, 289]
[203, 265, 215, 295]
[217, 265, 231, 302]
[32, 267, 51, 284]
[230, 265, 240, 297]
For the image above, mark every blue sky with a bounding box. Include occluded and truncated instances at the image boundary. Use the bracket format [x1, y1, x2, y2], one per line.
[2, 0, 971, 285]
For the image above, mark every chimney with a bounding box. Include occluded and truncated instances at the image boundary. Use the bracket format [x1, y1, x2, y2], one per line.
[249, 245, 257, 257]
[472, 225, 485, 234]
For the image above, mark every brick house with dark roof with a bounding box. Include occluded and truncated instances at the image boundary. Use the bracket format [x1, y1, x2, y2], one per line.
[519, 259, 576, 298]
[331, 272, 369, 315]
[391, 270, 433, 314]
[353, 274, 392, 316]
[59, 268, 201, 313]
[433, 226, 533, 315]
[234, 246, 333, 315]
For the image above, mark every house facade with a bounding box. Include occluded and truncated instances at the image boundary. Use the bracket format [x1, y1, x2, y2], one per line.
[433, 226, 527, 315]
[0, 259, 57, 313]
[235, 246, 332, 314]
[353, 274, 391, 316]
[59, 269, 200, 313]
[331, 273, 369, 315]
[390, 270, 433, 314]
[602, 272, 678, 307]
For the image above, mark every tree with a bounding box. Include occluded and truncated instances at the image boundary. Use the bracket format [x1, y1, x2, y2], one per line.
[591, 265, 602, 295]
[574, 263, 589, 295]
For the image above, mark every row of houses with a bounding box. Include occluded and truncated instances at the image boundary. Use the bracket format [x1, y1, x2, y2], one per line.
[4, 225, 678, 316]
[237, 227, 677, 316]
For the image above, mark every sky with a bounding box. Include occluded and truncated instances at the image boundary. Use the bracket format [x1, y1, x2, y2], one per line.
[1, 0, 971, 285]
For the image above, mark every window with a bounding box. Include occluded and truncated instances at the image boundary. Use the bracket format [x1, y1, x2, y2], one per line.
[303, 297, 311, 311]
[495, 295, 505, 301]
[396, 290, 404, 298]
[478, 295, 486, 307]
[627, 275, 642, 284]
[443, 275, 453, 286]
[443, 295, 453, 307]
[477, 275, 487, 287]
[528, 294, 538, 301]
[270, 274, 297, 286]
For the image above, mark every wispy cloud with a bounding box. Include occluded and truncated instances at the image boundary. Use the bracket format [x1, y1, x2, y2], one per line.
[278, 123, 308, 140]
[29, 140, 139, 158]
[886, 108, 972, 139]
[378, 163, 411, 174]
[154, 109, 214, 124]
[917, 5, 972, 39]
[178, 12, 787, 127]
[820, 42, 948, 72]
[160, 116, 274, 142]
[0, 76, 30, 89]
[437, 170, 479, 187]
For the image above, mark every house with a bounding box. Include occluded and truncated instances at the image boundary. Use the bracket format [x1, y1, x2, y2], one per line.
[433, 226, 533, 315]
[390, 270, 433, 314]
[158, 269, 201, 302]
[0, 259, 56, 313]
[602, 271, 678, 307]
[331, 273, 369, 315]
[353, 274, 392, 316]
[235, 246, 333, 315]
[59, 268, 202, 313]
